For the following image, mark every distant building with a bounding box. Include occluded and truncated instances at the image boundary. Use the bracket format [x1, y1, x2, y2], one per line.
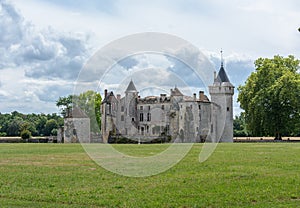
[101, 62, 234, 143]
[64, 106, 90, 143]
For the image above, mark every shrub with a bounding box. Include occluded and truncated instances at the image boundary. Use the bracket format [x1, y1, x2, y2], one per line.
[20, 129, 32, 140]
[51, 128, 58, 136]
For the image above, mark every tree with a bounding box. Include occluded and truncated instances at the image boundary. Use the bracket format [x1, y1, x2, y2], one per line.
[56, 95, 73, 118]
[238, 55, 300, 138]
[0, 111, 63, 137]
[233, 113, 249, 137]
[20, 129, 31, 140]
[44, 119, 58, 136]
[20, 121, 37, 136]
[6, 117, 23, 136]
[56, 91, 102, 133]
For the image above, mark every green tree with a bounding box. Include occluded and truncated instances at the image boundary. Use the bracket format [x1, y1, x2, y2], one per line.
[44, 119, 58, 136]
[20, 121, 37, 136]
[56, 95, 73, 117]
[238, 55, 300, 138]
[0, 111, 63, 137]
[233, 113, 249, 137]
[20, 129, 31, 140]
[57, 91, 102, 133]
[6, 117, 23, 136]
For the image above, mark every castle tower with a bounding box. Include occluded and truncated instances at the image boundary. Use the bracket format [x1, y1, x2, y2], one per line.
[209, 51, 234, 142]
[124, 80, 138, 136]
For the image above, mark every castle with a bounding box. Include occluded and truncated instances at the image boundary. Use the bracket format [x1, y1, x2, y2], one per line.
[101, 62, 234, 143]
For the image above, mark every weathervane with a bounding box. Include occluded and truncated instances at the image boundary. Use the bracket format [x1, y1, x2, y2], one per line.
[220, 48, 224, 67]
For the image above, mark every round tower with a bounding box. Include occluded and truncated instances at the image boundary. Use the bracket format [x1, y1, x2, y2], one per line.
[209, 51, 234, 142]
[124, 80, 138, 136]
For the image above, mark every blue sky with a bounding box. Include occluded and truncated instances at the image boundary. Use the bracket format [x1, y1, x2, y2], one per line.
[0, 0, 299, 115]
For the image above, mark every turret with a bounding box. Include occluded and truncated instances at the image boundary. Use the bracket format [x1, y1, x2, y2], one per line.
[209, 50, 234, 142]
[124, 80, 138, 136]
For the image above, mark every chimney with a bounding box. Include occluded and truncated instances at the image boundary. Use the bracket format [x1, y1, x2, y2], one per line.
[214, 71, 217, 80]
[199, 91, 205, 101]
[104, 89, 108, 98]
[193, 93, 196, 101]
[117, 94, 121, 100]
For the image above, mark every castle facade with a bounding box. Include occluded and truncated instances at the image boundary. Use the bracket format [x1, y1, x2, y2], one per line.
[101, 64, 234, 143]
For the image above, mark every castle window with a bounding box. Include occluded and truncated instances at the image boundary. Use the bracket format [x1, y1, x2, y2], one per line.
[219, 87, 221, 91]
[166, 125, 170, 134]
[146, 125, 149, 133]
[140, 113, 144, 121]
[132, 117, 135, 122]
[211, 124, 213, 133]
[162, 105, 164, 110]
[229, 87, 231, 90]
[227, 107, 230, 112]
[121, 115, 124, 121]
[147, 113, 151, 121]
[141, 127, 144, 135]
[121, 106, 124, 112]
[140, 106, 143, 111]
[148, 106, 151, 110]
[198, 105, 201, 110]
[190, 105, 192, 109]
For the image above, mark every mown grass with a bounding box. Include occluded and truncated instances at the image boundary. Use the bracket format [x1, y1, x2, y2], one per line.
[0, 143, 299, 207]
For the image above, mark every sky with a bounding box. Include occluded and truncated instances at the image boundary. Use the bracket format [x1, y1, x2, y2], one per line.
[0, 0, 299, 116]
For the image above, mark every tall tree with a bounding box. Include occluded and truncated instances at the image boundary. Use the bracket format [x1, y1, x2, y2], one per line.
[44, 119, 58, 136]
[56, 91, 102, 133]
[238, 55, 300, 138]
[56, 95, 73, 118]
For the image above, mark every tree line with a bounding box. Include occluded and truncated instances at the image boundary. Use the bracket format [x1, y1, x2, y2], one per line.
[1, 56, 299, 139]
[0, 90, 102, 139]
[0, 111, 63, 137]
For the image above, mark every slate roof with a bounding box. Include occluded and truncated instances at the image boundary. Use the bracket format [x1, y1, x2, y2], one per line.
[125, 80, 137, 92]
[171, 87, 183, 96]
[102, 91, 114, 104]
[216, 65, 230, 83]
[69, 106, 89, 118]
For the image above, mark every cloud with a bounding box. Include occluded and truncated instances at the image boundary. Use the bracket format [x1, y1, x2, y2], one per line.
[4, 0, 298, 115]
[0, 1, 23, 47]
[0, 0, 91, 81]
[0, 0, 93, 113]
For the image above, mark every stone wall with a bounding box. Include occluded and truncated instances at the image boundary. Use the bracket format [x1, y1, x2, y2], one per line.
[64, 118, 90, 143]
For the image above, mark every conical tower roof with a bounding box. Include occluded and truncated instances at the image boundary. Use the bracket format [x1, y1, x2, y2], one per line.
[171, 87, 183, 96]
[216, 65, 230, 83]
[125, 80, 137, 92]
[215, 50, 231, 84]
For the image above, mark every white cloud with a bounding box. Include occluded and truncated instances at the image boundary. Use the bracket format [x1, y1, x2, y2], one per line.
[1, 0, 299, 114]
[0, 0, 92, 113]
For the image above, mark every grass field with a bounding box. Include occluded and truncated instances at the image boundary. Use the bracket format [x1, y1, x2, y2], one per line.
[0, 143, 299, 207]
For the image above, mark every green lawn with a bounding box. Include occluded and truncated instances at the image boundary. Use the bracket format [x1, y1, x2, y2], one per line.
[0, 143, 299, 207]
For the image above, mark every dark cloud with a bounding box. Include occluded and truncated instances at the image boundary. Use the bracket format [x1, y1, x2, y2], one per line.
[166, 56, 206, 88]
[164, 45, 214, 89]
[35, 84, 74, 103]
[0, 1, 23, 47]
[0, 0, 90, 80]
[117, 56, 138, 69]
